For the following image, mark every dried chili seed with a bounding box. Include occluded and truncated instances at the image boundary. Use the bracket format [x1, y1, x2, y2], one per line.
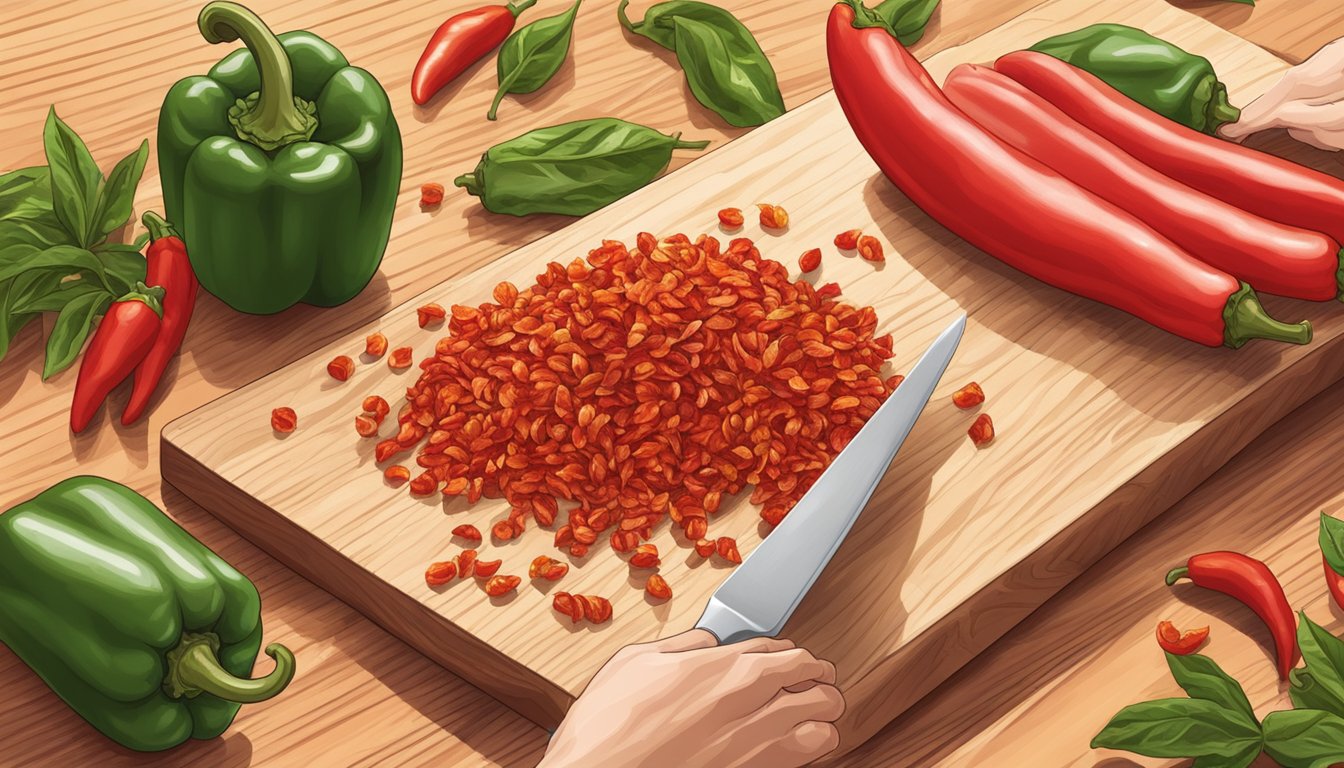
[425, 560, 457, 586]
[363, 395, 391, 421]
[409, 472, 437, 495]
[857, 235, 885, 263]
[365, 332, 388, 358]
[420, 182, 446, 208]
[553, 592, 583, 623]
[474, 559, 503, 578]
[484, 574, 521, 596]
[694, 539, 715, 558]
[452, 524, 483, 542]
[716, 536, 742, 564]
[270, 407, 297, 434]
[389, 347, 413, 370]
[717, 207, 744, 229]
[834, 229, 862, 250]
[757, 203, 789, 229]
[417, 303, 447, 328]
[952, 382, 985, 409]
[815, 282, 842, 300]
[384, 465, 411, 484]
[456, 549, 478, 580]
[629, 544, 660, 569]
[492, 519, 516, 541]
[646, 574, 672, 600]
[798, 248, 822, 273]
[355, 414, 379, 438]
[327, 355, 355, 381]
[968, 413, 995, 447]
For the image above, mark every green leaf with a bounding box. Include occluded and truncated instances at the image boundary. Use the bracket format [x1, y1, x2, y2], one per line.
[93, 243, 147, 296]
[1263, 709, 1344, 768]
[619, 0, 730, 51]
[1320, 513, 1344, 577]
[672, 15, 785, 127]
[1192, 743, 1264, 768]
[1166, 652, 1257, 723]
[1290, 613, 1344, 717]
[42, 288, 111, 379]
[489, 0, 582, 120]
[10, 276, 107, 314]
[0, 244, 109, 291]
[88, 139, 147, 244]
[0, 270, 64, 364]
[1091, 698, 1262, 759]
[0, 166, 50, 220]
[873, 0, 940, 45]
[43, 107, 103, 248]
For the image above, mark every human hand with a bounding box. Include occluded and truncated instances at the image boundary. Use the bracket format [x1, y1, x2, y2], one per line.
[1220, 38, 1344, 151]
[537, 630, 844, 768]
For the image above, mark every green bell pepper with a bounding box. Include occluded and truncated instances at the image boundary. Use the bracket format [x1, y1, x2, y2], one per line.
[1030, 24, 1242, 135]
[158, 1, 402, 314]
[0, 476, 295, 752]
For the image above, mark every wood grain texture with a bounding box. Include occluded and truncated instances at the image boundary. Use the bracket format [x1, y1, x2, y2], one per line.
[1, 0, 1338, 766]
[158, 0, 1329, 760]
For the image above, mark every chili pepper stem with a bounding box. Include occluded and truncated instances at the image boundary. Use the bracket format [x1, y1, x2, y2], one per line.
[454, 173, 482, 196]
[507, 0, 538, 16]
[673, 136, 711, 150]
[1211, 99, 1242, 128]
[1164, 566, 1190, 587]
[165, 632, 296, 704]
[198, 1, 318, 151]
[141, 210, 178, 242]
[1222, 283, 1312, 348]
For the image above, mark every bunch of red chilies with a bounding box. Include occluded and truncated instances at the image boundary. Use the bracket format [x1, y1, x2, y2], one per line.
[828, 1, 1344, 349]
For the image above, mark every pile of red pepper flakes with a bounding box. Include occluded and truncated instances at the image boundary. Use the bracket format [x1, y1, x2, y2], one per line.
[376, 232, 900, 560]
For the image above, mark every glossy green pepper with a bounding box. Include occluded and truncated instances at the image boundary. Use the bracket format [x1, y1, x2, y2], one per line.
[1030, 24, 1242, 135]
[158, 1, 401, 314]
[0, 476, 295, 752]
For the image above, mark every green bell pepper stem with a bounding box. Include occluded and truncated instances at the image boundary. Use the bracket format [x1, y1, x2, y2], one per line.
[1222, 283, 1312, 349]
[166, 632, 296, 704]
[508, 0, 539, 14]
[198, 1, 318, 150]
[1211, 99, 1242, 128]
[141, 210, 178, 241]
[1165, 566, 1189, 586]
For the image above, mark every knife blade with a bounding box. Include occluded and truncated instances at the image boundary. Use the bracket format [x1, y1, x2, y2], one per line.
[693, 313, 966, 644]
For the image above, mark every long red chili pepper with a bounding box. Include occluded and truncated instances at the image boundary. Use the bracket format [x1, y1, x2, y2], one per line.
[1324, 555, 1344, 612]
[994, 50, 1344, 246]
[70, 283, 164, 433]
[410, 0, 537, 106]
[121, 212, 197, 425]
[826, 3, 1309, 347]
[1166, 552, 1298, 679]
[944, 64, 1344, 302]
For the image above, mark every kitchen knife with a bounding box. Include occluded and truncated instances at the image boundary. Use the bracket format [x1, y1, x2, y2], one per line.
[694, 313, 966, 644]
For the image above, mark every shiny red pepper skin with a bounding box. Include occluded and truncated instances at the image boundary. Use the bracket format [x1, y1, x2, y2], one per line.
[995, 50, 1344, 247]
[70, 284, 164, 433]
[1166, 552, 1299, 680]
[1324, 554, 1344, 613]
[944, 64, 1344, 302]
[826, 3, 1239, 347]
[410, 0, 537, 106]
[122, 212, 197, 425]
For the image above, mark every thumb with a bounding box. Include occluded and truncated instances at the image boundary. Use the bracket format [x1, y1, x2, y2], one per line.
[650, 629, 720, 653]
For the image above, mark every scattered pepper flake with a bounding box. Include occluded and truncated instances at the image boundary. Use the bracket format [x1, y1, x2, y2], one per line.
[530, 555, 569, 581]
[834, 229, 862, 250]
[716, 536, 742, 564]
[952, 382, 985, 409]
[579, 594, 613, 623]
[384, 465, 411, 484]
[857, 235, 885, 263]
[417, 303, 446, 328]
[492, 519, 516, 542]
[455, 549, 478, 581]
[757, 203, 789, 229]
[885, 374, 904, 390]
[815, 282, 842, 301]
[365, 332, 388, 358]
[717, 207, 744, 229]
[694, 539, 715, 558]
[645, 574, 672, 600]
[388, 346, 413, 370]
[484, 574, 522, 597]
[629, 543, 660, 569]
[474, 559, 503, 578]
[799, 248, 822, 273]
[355, 414, 380, 438]
[425, 560, 457, 586]
[452, 524, 483, 542]
[420, 182, 446, 208]
[553, 592, 584, 623]
[327, 355, 355, 382]
[363, 395, 390, 421]
[270, 407, 297, 434]
[1156, 620, 1209, 655]
[968, 413, 995, 447]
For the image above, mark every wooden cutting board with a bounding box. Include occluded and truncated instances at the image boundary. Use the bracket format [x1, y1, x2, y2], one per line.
[162, 0, 1329, 759]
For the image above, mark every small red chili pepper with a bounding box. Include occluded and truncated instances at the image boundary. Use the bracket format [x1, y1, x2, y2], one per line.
[968, 413, 994, 446]
[815, 282, 842, 301]
[952, 382, 985, 409]
[1156, 620, 1209, 656]
[718, 207, 745, 229]
[70, 282, 165, 433]
[389, 347, 414, 370]
[365, 332, 388, 358]
[474, 559, 503, 578]
[328, 355, 355, 381]
[799, 248, 822, 273]
[425, 561, 457, 587]
[410, 0, 538, 106]
[834, 229, 862, 250]
[420, 183, 446, 208]
[122, 212, 197, 426]
[453, 524, 483, 542]
[646, 574, 672, 600]
[757, 203, 789, 230]
[857, 235, 885, 263]
[271, 407, 297, 434]
[1166, 552, 1299, 679]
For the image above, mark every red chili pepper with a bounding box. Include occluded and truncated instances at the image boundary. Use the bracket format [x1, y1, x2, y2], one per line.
[70, 283, 165, 433]
[994, 51, 1344, 248]
[1324, 554, 1344, 613]
[410, 0, 538, 106]
[944, 65, 1344, 302]
[1156, 620, 1209, 656]
[1166, 552, 1299, 679]
[121, 212, 197, 425]
[825, 3, 1309, 348]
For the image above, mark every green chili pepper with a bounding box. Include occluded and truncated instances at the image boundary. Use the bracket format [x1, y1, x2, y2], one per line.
[489, 0, 582, 121]
[1029, 24, 1242, 134]
[455, 118, 709, 216]
[157, 1, 402, 315]
[872, 0, 940, 46]
[618, 0, 784, 128]
[0, 477, 295, 752]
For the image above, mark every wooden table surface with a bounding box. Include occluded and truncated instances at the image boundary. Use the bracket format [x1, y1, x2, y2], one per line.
[2, 1, 1342, 766]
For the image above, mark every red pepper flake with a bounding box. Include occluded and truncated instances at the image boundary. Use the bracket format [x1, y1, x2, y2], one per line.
[492, 519, 516, 542]
[857, 235, 885, 263]
[815, 282, 842, 300]
[375, 440, 402, 463]
[645, 574, 672, 600]
[355, 414, 380, 438]
[951, 382, 985, 409]
[474, 559, 503, 578]
[717, 207, 744, 229]
[425, 560, 457, 586]
[530, 555, 569, 581]
[629, 543, 660, 569]
[886, 374, 905, 390]
[327, 355, 355, 382]
[757, 203, 789, 230]
[365, 332, 388, 359]
[579, 594, 613, 623]
[409, 472, 438, 495]
[760, 506, 787, 527]
[1155, 620, 1209, 655]
[389, 347, 414, 370]
[452, 524, 483, 542]
[968, 413, 995, 447]
[456, 549, 477, 581]
[384, 465, 411, 484]
[694, 538, 715, 558]
[417, 303, 447, 328]
[716, 536, 742, 564]
[270, 407, 297, 434]
[484, 574, 521, 597]
[363, 395, 390, 421]
[553, 592, 584, 623]
[834, 229, 862, 250]
[420, 182, 445, 208]
[798, 248, 822, 273]
[685, 517, 708, 542]
[568, 543, 590, 558]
